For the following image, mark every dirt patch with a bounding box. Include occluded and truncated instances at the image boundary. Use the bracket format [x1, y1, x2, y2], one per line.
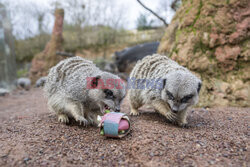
[0, 89, 249, 166]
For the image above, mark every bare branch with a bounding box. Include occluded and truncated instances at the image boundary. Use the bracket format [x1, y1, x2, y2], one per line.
[137, 0, 168, 27]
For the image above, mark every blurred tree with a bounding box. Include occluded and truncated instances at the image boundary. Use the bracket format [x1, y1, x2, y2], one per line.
[0, 3, 16, 89]
[137, 0, 168, 27]
[64, 0, 86, 45]
[30, 8, 65, 83]
[3, 0, 129, 64]
[1, 0, 51, 39]
[137, 0, 182, 27]
[136, 14, 153, 30]
[32, 4, 47, 34]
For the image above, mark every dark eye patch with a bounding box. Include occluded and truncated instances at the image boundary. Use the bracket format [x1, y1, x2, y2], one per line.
[167, 91, 174, 100]
[181, 94, 194, 103]
[104, 89, 115, 99]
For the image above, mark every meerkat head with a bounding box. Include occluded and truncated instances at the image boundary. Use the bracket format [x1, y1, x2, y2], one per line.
[87, 72, 126, 114]
[161, 71, 202, 114]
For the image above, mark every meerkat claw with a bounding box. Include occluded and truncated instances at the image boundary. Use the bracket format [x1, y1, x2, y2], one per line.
[58, 114, 69, 124]
[77, 116, 88, 126]
[130, 109, 140, 116]
[178, 122, 189, 128]
[166, 112, 176, 122]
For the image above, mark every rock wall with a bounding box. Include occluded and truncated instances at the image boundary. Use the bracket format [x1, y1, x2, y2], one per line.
[30, 9, 64, 83]
[0, 3, 16, 89]
[158, 0, 250, 107]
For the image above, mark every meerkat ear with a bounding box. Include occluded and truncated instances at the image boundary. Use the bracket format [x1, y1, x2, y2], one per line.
[197, 82, 202, 93]
[91, 75, 101, 88]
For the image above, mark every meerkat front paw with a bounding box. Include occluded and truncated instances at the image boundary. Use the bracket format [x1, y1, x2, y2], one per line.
[177, 111, 188, 127]
[167, 112, 177, 122]
[130, 108, 140, 116]
[76, 116, 88, 126]
[87, 117, 94, 125]
[179, 123, 190, 128]
[177, 120, 189, 128]
[58, 114, 69, 124]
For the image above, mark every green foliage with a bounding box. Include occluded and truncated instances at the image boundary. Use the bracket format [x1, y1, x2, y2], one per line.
[17, 68, 29, 78]
[193, 40, 209, 54]
[15, 24, 164, 63]
[15, 33, 50, 62]
[63, 24, 121, 52]
[192, 0, 203, 28]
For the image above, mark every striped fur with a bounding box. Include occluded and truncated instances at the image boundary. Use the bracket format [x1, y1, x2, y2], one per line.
[44, 56, 126, 126]
[128, 54, 202, 126]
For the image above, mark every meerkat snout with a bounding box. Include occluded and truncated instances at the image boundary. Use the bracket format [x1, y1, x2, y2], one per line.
[161, 71, 202, 114]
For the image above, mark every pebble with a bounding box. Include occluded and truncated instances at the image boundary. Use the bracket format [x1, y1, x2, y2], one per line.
[208, 160, 215, 165]
[17, 78, 31, 90]
[223, 154, 228, 157]
[24, 157, 31, 163]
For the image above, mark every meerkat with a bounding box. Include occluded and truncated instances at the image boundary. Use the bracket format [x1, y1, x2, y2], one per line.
[128, 54, 202, 127]
[44, 56, 126, 126]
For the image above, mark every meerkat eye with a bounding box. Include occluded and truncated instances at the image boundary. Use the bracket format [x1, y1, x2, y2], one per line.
[181, 94, 193, 103]
[104, 89, 114, 99]
[166, 91, 174, 100]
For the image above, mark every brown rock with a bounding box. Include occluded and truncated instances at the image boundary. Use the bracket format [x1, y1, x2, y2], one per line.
[158, 0, 250, 107]
[229, 17, 250, 44]
[213, 7, 235, 34]
[234, 88, 249, 101]
[229, 32, 241, 44]
[240, 68, 250, 81]
[189, 54, 210, 71]
[241, 41, 250, 61]
[214, 79, 231, 94]
[180, 2, 200, 28]
[218, 34, 226, 45]
[209, 33, 219, 48]
[213, 94, 229, 106]
[220, 82, 231, 94]
[215, 45, 241, 71]
[157, 22, 179, 54]
[209, 33, 227, 47]
[202, 32, 210, 46]
[215, 45, 240, 62]
[231, 80, 244, 92]
[236, 17, 250, 30]
[172, 46, 190, 66]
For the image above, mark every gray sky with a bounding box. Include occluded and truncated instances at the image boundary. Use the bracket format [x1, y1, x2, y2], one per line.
[1, 0, 175, 39]
[124, 0, 174, 28]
